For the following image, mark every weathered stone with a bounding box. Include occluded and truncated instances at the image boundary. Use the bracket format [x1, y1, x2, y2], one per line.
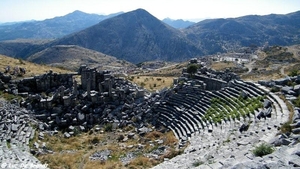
[79, 125, 85, 131]
[239, 123, 249, 133]
[68, 125, 75, 131]
[289, 159, 300, 167]
[263, 99, 272, 108]
[292, 128, 300, 134]
[39, 132, 44, 140]
[281, 138, 292, 145]
[290, 121, 300, 128]
[127, 133, 135, 139]
[11, 124, 18, 132]
[64, 132, 71, 138]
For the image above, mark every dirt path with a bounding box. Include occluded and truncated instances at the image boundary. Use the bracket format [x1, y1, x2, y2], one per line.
[280, 67, 285, 76]
[243, 60, 256, 75]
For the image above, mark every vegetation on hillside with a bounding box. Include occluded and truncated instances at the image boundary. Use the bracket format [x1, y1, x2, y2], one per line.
[0, 54, 70, 78]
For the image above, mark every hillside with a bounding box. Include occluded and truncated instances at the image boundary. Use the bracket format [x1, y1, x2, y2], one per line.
[0, 10, 122, 40]
[0, 54, 70, 78]
[0, 39, 50, 59]
[50, 8, 203, 64]
[27, 45, 135, 71]
[184, 11, 300, 54]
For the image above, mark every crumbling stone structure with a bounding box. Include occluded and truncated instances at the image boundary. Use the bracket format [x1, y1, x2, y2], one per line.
[1, 61, 298, 168]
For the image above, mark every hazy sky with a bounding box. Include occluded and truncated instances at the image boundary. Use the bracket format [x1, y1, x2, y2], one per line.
[1, 0, 300, 22]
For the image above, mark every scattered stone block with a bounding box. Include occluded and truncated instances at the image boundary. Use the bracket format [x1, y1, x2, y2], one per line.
[64, 132, 71, 138]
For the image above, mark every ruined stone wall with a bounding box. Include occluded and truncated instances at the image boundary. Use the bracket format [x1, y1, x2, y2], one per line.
[194, 74, 227, 91]
[16, 72, 75, 93]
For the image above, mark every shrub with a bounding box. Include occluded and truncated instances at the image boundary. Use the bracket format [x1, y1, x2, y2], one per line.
[90, 137, 100, 144]
[140, 82, 146, 87]
[187, 64, 199, 77]
[252, 143, 274, 157]
[280, 122, 292, 133]
[104, 123, 113, 132]
[288, 69, 298, 77]
[192, 160, 204, 167]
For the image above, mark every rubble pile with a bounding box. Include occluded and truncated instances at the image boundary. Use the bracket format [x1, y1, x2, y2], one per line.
[0, 99, 48, 169]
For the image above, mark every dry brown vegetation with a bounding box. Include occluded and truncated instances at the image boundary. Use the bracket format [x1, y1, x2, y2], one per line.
[27, 45, 135, 71]
[128, 75, 174, 91]
[0, 54, 71, 78]
[34, 127, 179, 169]
[210, 61, 236, 71]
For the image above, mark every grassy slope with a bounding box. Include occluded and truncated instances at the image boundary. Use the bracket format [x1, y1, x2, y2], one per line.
[0, 54, 71, 78]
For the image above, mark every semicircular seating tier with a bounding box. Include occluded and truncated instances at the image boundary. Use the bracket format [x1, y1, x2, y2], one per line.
[151, 79, 287, 144]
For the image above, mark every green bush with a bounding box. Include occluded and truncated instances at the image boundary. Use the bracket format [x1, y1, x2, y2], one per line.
[192, 160, 204, 167]
[280, 122, 292, 133]
[104, 123, 113, 132]
[288, 69, 299, 77]
[90, 136, 100, 144]
[252, 143, 274, 157]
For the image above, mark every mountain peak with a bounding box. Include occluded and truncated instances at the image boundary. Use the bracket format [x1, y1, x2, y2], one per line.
[53, 8, 201, 63]
[126, 8, 153, 17]
[66, 10, 89, 17]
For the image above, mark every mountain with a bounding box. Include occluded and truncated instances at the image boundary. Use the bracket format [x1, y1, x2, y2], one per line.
[0, 39, 50, 58]
[27, 45, 135, 71]
[183, 10, 300, 54]
[1, 9, 300, 65]
[50, 8, 203, 64]
[162, 18, 195, 29]
[0, 10, 123, 41]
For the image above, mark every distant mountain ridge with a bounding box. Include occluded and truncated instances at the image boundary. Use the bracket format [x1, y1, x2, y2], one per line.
[0, 9, 300, 65]
[183, 11, 300, 54]
[162, 18, 195, 29]
[0, 10, 123, 40]
[49, 9, 203, 63]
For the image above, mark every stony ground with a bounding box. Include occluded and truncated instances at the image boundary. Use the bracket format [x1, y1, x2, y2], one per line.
[0, 99, 48, 169]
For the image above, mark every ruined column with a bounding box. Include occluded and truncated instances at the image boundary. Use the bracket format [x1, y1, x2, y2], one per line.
[80, 65, 87, 90]
[91, 70, 96, 90]
[73, 80, 78, 95]
[59, 86, 65, 98]
[98, 83, 103, 93]
[87, 78, 91, 97]
[108, 78, 112, 98]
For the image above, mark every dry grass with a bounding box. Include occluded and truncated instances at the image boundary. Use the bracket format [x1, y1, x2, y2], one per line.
[35, 129, 179, 169]
[145, 131, 163, 140]
[0, 54, 71, 78]
[163, 131, 178, 146]
[210, 61, 236, 71]
[241, 70, 284, 82]
[84, 160, 124, 169]
[128, 75, 174, 91]
[127, 156, 157, 169]
[39, 151, 84, 169]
